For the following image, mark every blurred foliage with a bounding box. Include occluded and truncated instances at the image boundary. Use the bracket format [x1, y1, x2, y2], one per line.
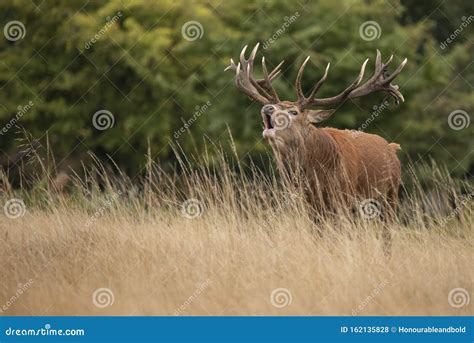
[0, 0, 472, 179]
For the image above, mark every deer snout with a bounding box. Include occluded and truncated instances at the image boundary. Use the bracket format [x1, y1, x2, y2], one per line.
[261, 105, 275, 115]
[261, 105, 276, 131]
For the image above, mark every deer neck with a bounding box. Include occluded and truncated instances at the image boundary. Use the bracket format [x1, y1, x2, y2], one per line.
[304, 127, 339, 170]
[270, 126, 339, 175]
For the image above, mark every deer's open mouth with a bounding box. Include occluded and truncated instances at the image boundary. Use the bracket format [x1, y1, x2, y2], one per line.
[262, 113, 277, 140]
[262, 113, 273, 130]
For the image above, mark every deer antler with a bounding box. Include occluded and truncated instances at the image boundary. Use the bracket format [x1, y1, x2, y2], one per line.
[297, 50, 407, 108]
[224, 43, 284, 104]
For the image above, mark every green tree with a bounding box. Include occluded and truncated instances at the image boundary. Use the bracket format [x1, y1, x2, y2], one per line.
[0, 0, 472, 178]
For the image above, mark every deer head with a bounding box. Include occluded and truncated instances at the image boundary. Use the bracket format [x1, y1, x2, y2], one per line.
[225, 44, 407, 152]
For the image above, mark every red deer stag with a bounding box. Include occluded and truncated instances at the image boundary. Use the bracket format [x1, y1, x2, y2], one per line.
[225, 44, 406, 223]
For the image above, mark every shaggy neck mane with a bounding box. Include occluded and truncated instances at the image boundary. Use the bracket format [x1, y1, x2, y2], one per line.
[304, 126, 340, 172]
[274, 126, 341, 187]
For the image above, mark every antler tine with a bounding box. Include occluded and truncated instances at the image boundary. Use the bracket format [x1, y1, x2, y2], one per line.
[346, 58, 369, 92]
[246, 43, 259, 77]
[239, 45, 249, 74]
[244, 43, 274, 99]
[306, 62, 330, 103]
[224, 58, 237, 72]
[375, 49, 382, 72]
[384, 58, 407, 84]
[262, 57, 280, 102]
[389, 85, 404, 104]
[309, 63, 331, 99]
[296, 57, 333, 108]
[295, 56, 311, 101]
[250, 43, 259, 58]
[310, 58, 367, 106]
[372, 50, 393, 79]
[382, 57, 407, 105]
[255, 59, 284, 98]
[224, 43, 282, 104]
[268, 60, 284, 80]
[245, 42, 280, 102]
[384, 54, 394, 68]
[235, 62, 243, 87]
[235, 62, 270, 104]
[224, 44, 263, 74]
[234, 62, 250, 95]
[307, 50, 407, 107]
[225, 44, 282, 84]
[234, 62, 242, 91]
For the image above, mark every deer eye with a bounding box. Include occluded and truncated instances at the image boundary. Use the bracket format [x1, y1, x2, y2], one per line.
[289, 110, 298, 116]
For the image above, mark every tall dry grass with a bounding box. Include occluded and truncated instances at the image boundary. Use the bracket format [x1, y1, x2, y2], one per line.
[0, 143, 472, 316]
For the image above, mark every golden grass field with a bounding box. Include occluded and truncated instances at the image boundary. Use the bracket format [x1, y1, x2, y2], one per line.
[0, 151, 472, 316]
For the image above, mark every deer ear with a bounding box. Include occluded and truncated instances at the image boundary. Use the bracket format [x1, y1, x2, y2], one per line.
[307, 109, 336, 124]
